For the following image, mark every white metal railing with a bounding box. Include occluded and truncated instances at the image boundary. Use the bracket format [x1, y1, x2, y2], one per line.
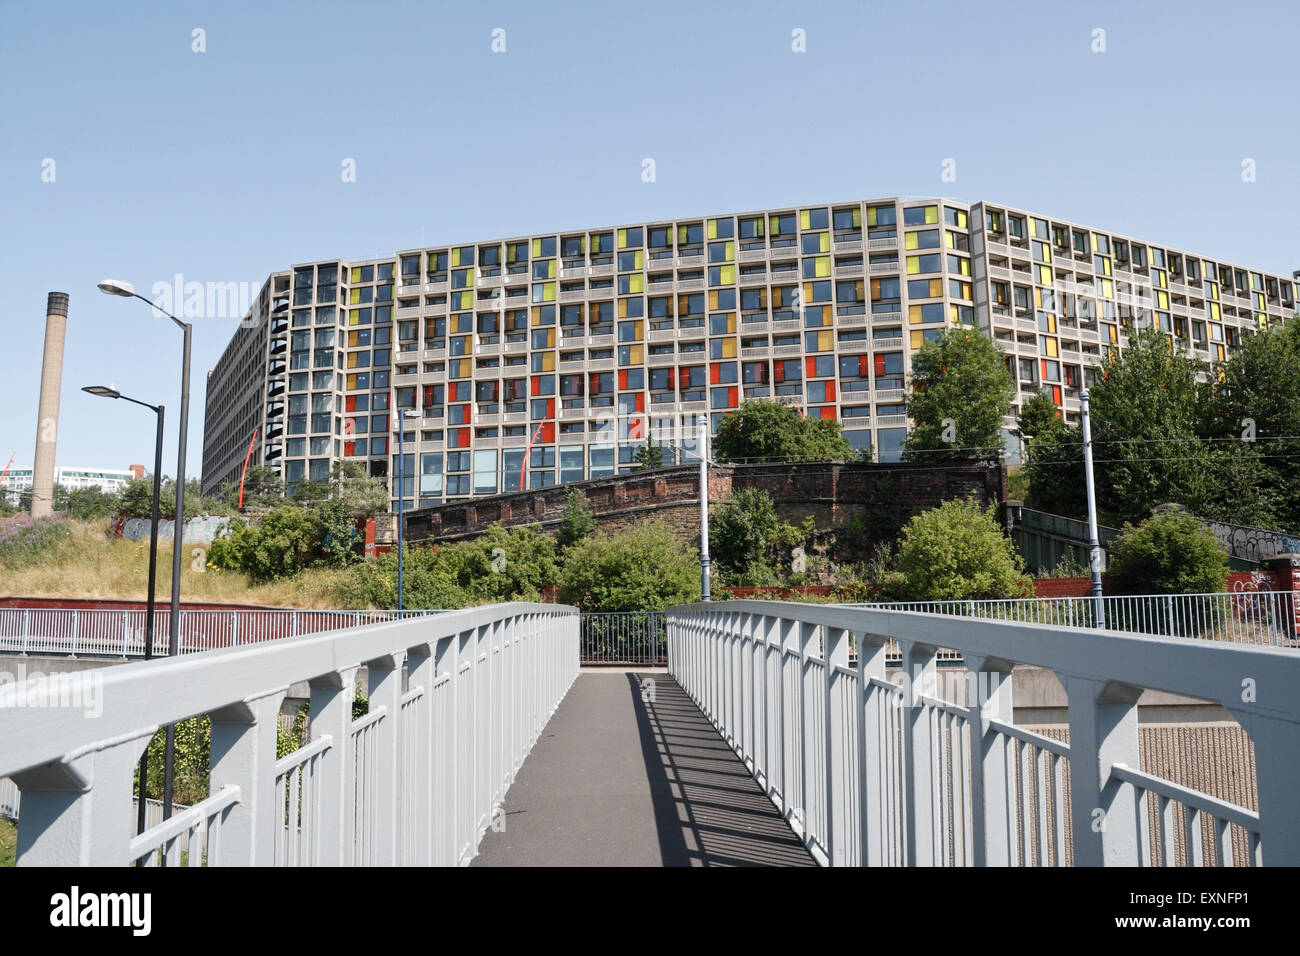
[0, 602, 579, 866]
[0, 607, 448, 657]
[667, 600, 1300, 867]
[855, 591, 1300, 648]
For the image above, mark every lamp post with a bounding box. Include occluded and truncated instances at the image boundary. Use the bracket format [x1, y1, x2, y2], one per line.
[1080, 389, 1105, 625]
[396, 408, 419, 618]
[82, 385, 164, 835]
[698, 415, 711, 602]
[98, 279, 192, 819]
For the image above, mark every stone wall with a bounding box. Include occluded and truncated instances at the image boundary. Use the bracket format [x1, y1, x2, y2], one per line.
[403, 459, 1005, 548]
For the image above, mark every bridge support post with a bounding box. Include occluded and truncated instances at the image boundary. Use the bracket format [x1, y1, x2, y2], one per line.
[824, 625, 850, 865]
[13, 732, 152, 866]
[856, 634, 890, 866]
[405, 642, 433, 868]
[308, 667, 358, 866]
[1231, 712, 1300, 864]
[1062, 676, 1141, 866]
[367, 653, 403, 866]
[899, 639, 938, 866]
[965, 654, 1014, 866]
[209, 688, 288, 866]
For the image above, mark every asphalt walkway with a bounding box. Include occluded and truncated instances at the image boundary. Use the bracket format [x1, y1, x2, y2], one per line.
[472, 671, 814, 867]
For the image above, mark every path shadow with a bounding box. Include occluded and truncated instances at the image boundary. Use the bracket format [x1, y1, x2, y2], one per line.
[626, 673, 813, 867]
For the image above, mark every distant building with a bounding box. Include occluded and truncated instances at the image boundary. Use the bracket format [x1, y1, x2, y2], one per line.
[199, 196, 1300, 508]
[1, 465, 143, 506]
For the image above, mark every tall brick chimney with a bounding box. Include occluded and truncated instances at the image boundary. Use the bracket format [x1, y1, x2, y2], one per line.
[31, 292, 69, 518]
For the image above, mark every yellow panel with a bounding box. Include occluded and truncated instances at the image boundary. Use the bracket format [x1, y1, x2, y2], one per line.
[1038, 266, 1052, 285]
[724, 241, 734, 261]
[945, 231, 955, 249]
[905, 232, 919, 250]
[909, 305, 924, 324]
[350, 288, 362, 304]
[532, 238, 543, 257]
[800, 210, 811, 230]
[543, 282, 556, 302]
[347, 374, 357, 389]
[350, 267, 362, 283]
[930, 279, 943, 297]
[907, 257, 921, 275]
[721, 338, 737, 358]
[814, 257, 830, 278]
[629, 274, 644, 293]
[721, 265, 736, 284]
[618, 228, 629, 248]
[910, 330, 924, 348]
[627, 344, 644, 364]
[1044, 338, 1058, 357]
[634, 320, 644, 339]
[866, 207, 877, 226]
[924, 206, 938, 224]
[539, 352, 555, 371]
[819, 233, 829, 253]
[451, 248, 461, 267]
[349, 309, 361, 325]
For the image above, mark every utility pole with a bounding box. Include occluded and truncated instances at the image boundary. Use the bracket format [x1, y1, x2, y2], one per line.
[1080, 389, 1104, 625]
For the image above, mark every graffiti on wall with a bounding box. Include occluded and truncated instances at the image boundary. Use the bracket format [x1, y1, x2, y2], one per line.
[113, 514, 230, 545]
[1204, 519, 1300, 564]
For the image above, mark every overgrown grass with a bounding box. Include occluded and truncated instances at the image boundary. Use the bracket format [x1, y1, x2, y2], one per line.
[0, 818, 15, 867]
[0, 520, 354, 608]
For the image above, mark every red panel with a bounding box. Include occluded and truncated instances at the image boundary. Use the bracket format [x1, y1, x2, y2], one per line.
[874, 354, 886, 375]
[859, 355, 871, 377]
[728, 387, 738, 407]
[618, 369, 628, 390]
[774, 363, 785, 383]
[635, 392, 645, 412]
[541, 422, 555, 443]
[1052, 385, 1062, 404]
[710, 363, 721, 384]
[819, 405, 836, 420]
[805, 356, 817, 377]
[456, 427, 470, 448]
[345, 395, 357, 412]
[825, 381, 836, 402]
[344, 440, 356, 456]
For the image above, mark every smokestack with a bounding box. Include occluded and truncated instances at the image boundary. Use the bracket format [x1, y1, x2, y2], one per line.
[31, 292, 68, 519]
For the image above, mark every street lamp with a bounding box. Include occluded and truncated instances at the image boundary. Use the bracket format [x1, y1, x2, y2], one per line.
[82, 385, 164, 835]
[395, 408, 420, 618]
[99, 278, 192, 819]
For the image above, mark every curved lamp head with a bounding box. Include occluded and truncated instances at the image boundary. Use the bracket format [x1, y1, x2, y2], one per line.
[97, 279, 135, 297]
[82, 385, 121, 399]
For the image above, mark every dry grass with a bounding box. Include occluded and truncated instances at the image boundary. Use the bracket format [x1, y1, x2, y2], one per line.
[0, 520, 354, 608]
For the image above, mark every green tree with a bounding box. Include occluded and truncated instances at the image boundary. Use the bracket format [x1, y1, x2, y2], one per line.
[1015, 388, 1061, 446]
[1087, 327, 1217, 524]
[291, 460, 388, 516]
[712, 400, 853, 464]
[62, 485, 118, 520]
[559, 521, 701, 611]
[555, 488, 596, 551]
[711, 488, 810, 586]
[116, 476, 157, 517]
[632, 435, 666, 470]
[904, 328, 1016, 461]
[335, 545, 468, 610]
[1105, 509, 1228, 596]
[1205, 317, 1300, 532]
[883, 497, 1032, 601]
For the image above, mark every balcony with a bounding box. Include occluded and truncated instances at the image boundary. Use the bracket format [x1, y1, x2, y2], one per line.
[559, 289, 586, 303]
[871, 337, 904, 351]
[738, 247, 768, 263]
[869, 262, 900, 275]
[740, 272, 768, 287]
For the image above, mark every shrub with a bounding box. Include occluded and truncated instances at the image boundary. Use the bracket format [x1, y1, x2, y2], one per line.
[1105, 510, 1228, 595]
[884, 497, 1032, 601]
[555, 489, 596, 551]
[559, 521, 701, 611]
[206, 505, 322, 583]
[711, 488, 809, 586]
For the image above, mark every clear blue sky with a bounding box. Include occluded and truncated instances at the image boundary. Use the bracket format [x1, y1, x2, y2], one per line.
[1, 0, 1296, 479]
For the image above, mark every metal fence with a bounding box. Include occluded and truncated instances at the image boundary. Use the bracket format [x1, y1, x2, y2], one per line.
[0, 607, 447, 657]
[579, 612, 666, 665]
[1, 602, 580, 866]
[854, 591, 1300, 648]
[668, 600, 1300, 866]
